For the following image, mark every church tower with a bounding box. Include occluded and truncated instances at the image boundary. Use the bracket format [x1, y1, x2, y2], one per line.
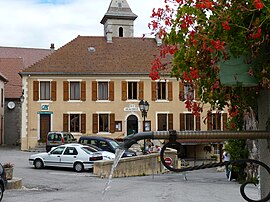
[101, 0, 138, 42]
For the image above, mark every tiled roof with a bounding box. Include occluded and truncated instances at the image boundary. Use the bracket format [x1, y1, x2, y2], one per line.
[22, 36, 162, 75]
[0, 46, 52, 68]
[0, 58, 24, 98]
[0, 46, 51, 98]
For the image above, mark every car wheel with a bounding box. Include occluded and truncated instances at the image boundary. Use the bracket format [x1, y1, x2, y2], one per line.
[34, 159, 44, 169]
[0, 183, 3, 201]
[74, 162, 84, 172]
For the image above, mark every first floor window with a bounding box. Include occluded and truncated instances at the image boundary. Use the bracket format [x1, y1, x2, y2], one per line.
[63, 113, 86, 133]
[157, 113, 173, 131]
[70, 114, 80, 132]
[99, 114, 109, 132]
[207, 113, 222, 130]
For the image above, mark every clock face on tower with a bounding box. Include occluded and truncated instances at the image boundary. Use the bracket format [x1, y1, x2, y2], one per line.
[7, 101, 16, 110]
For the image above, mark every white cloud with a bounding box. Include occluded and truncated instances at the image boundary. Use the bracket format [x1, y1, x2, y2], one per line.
[0, 0, 166, 49]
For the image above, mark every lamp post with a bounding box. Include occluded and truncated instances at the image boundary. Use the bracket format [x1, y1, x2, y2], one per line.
[138, 100, 149, 154]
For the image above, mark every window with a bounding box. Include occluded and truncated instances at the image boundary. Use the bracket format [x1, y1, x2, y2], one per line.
[34, 81, 57, 101]
[212, 113, 221, 130]
[63, 147, 78, 155]
[70, 81, 80, 100]
[70, 114, 80, 132]
[98, 82, 108, 100]
[185, 114, 194, 130]
[119, 27, 123, 37]
[128, 82, 138, 100]
[115, 121, 122, 132]
[1, 88, 3, 108]
[207, 113, 223, 130]
[51, 146, 65, 155]
[184, 83, 194, 100]
[40, 81, 50, 100]
[180, 113, 201, 131]
[63, 113, 86, 133]
[99, 114, 109, 132]
[157, 82, 167, 100]
[157, 113, 173, 131]
[92, 113, 115, 133]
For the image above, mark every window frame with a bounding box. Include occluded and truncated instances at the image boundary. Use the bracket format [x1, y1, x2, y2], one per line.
[157, 81, 167, 100]
[40, 81, 51, 100]
[70, 81, 80, 100]
[99, 114, 109, 132]
[98, 81, 109, 100]
[127, 81, 138, 100]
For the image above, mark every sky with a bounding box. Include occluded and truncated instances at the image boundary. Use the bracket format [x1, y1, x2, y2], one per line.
[0, 0, 166, 49]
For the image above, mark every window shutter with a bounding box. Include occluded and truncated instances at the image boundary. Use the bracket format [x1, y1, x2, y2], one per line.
[151, 82, 157, 101]
[207, 113, 212, 131]
[63, 81, 69, 101]
[92, 81, 97, 101]
[180, 113, 185, 131]
[63, 114, 69, 132]
[110, 113, 115, 133]
[81, 81, 86, 101]
[33, 81, 39, 101]
[196, 114, 201, 131]
[51, 81, 57, 101]
[122, 81, 127, 101]
[168, 81, 173, 101]
[222, 113, 228, 131]
[81, 114, 86, 133]
[168, 113, 173, 130]
[179, 82, 184, 101]
[92, 113, 98, 133]
[139, 81, 144, 100]
[109, 81, 114, 101]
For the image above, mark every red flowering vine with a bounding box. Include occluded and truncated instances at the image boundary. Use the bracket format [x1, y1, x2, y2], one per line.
[147, 0, 270, 127]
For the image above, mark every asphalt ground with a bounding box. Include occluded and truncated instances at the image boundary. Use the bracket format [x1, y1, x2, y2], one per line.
[0, 146, 260, 202]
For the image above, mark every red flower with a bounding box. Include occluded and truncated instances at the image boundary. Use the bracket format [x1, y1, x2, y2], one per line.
[222, 21, 230, 31]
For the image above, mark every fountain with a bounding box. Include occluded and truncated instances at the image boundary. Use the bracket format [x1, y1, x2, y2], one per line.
[119, 130, 270, 202]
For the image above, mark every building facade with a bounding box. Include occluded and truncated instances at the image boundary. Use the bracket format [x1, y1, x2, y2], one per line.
[20, 0, 228, 157]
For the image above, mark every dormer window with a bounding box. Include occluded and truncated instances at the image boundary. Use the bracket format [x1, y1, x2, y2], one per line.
[119, 27, 123, 37]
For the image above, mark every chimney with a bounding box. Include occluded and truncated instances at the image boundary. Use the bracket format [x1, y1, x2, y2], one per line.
[155, 33, 162, 46]
[50, 43, 55, 51]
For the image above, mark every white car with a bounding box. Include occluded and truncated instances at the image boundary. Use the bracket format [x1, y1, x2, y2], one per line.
[29, 143, 105, 172]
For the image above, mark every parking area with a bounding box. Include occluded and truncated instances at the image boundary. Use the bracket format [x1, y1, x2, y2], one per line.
[0, 146, 259, 202]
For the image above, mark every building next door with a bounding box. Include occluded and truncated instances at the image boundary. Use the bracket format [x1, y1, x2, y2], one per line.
[127, 115, 138, 135]
[40, 114, 51, 142]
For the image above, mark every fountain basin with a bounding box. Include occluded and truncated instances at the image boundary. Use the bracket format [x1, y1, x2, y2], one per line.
[94, 150, 177, 178]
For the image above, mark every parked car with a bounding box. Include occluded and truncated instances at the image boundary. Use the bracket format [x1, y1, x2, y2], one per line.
[78, 136, 136, 157]
[0, 163, 7, 202]
[46, 131, 77, 152]
[29, 143, 104, 172]
[82, 144, 115, 160]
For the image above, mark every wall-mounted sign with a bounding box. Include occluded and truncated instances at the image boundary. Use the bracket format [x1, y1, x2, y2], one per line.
[124, 104, 139, 112]
[41, 104, 49, 111]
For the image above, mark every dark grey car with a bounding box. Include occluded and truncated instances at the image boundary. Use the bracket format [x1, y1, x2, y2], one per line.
[0, 163, 7, 201]
[78, 136, 136, 157]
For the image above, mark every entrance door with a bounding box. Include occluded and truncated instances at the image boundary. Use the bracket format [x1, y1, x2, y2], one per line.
[40, 114, 51, 142]
[127, 115, 138, 135]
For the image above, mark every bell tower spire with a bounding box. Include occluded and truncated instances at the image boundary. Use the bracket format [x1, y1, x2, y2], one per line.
[101, 0, 137, 42]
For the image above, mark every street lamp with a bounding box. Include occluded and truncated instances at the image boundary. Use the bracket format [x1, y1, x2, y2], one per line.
[138, 100, 149, 154]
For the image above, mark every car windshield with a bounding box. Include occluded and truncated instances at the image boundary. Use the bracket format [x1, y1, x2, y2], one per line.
[108, 140, 120, 150]
[81, 147, 95, 154]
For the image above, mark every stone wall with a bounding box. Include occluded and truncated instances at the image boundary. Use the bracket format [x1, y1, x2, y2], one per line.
[94, 151, 177, 178]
